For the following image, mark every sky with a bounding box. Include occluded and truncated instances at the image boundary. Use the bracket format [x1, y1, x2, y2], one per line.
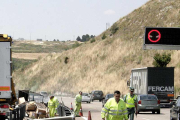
[0, 0, 149, 41]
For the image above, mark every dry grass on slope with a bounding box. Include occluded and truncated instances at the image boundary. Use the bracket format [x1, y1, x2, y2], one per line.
[12, 53, 48, 60]
[13, 37, 143, 95]
[13, 35, 173, 96]
[13, 0, 180, 97]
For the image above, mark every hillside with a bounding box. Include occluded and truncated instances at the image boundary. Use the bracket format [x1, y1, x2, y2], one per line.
[11, 40, 81, 72]
[12, 40, 80, 53]
[13, 0, 180, 97]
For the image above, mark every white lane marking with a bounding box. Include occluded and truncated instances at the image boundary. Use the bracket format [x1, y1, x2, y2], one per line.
[81, 117, 88, 120]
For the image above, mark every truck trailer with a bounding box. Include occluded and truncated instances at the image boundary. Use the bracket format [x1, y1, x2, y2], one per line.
[127, 67, 174, 107]
[0, 34, 18, 119]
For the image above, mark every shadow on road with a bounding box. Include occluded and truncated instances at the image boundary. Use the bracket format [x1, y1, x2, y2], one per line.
[81, 103, 92, 104]
[138, 113, 165, 115]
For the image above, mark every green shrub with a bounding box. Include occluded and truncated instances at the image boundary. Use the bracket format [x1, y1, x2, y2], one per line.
[90, 38, 96, 43]
[152, 53, 171, 67]
[64, 57, 69, 64]
[12, 58, 37, 72]
[72, 41, 81, 48]
[102, 33, 107, 40]
[110, 23, 119, 34]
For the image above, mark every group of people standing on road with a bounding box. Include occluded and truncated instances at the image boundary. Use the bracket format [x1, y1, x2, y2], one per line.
[101, 87, 137, 120]
[47, 87, 137, 120]
[74, 87, 137, 120]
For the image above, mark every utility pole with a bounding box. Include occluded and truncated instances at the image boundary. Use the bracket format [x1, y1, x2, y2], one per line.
[106, 23, 110, 30]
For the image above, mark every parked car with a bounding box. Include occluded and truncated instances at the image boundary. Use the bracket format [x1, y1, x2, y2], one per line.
[82, 93, 91, 103]
[102, 94, 114, 107]
[170, 96, 180, 120]
[90, 90, 104, 102]
[137, 94, 160, 114]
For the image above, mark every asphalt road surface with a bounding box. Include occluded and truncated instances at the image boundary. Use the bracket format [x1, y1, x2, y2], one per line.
[134, 108, 170, 120]
[56, 96, 171, 120]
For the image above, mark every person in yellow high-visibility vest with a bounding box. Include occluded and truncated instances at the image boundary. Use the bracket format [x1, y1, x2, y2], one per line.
[48, 96, 59, 117]
[74, 91, 82, 117]
[101, 90, 128, 120]
[53, 97, 60, 114]
[123, 87, 137, 120]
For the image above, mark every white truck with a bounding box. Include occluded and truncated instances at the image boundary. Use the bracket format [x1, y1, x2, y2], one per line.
[0, 34, 18, 120]
[127, 67, 174, 107]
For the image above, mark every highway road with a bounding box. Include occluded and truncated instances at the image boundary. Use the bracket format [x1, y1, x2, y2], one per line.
[56, 96, 171, 120]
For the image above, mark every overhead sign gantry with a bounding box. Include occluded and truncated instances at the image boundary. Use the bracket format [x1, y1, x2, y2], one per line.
[143, 27, 180, 50]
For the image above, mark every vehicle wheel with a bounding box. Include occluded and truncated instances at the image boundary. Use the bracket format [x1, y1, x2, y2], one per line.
[0, 115, 7, 120]
[92, 99, 93, 102]
[99, 100, 101, 102]
[137, 110, 140, 114]
[87, 102, 88, 103]
[152, 111, 155, 114]
[157, 110, 160, 114]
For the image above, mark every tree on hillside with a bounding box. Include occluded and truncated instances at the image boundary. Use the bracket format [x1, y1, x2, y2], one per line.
[81, 35, 86, 42]
[152, 53, 171, 67]
[77, 34, 95, 42]
[90, 35, 95, 38]
[110, 23, 119, 34]
[85, 34, 90, 41]
[76, 36, 81, 41]
[82, 34, 90, 42]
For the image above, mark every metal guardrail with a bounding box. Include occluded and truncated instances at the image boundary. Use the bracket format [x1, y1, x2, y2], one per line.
[5, 102, 75, 120]
[30, 104, 75, 120]
[55, 104, 75, 120]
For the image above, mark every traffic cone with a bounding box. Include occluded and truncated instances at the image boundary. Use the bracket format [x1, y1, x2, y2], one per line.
[70, 102, 74, 111]
[79, 106, 83, 116]
[88, 111, 92, 120]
